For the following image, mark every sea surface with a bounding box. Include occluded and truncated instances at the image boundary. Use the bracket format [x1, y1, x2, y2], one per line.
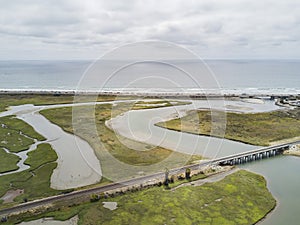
[0, 60, 299, 95]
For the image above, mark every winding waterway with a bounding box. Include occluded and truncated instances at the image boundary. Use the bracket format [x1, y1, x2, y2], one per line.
[109, 99, 299, 225]
[0, 142, 42, 176]
[0, 99, 139, 189]
[0, 104, 102, 190]
[0, 98, 298, 224]
[109, 99, 279, 158]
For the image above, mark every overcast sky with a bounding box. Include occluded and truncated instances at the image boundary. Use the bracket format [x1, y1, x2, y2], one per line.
[0, 0, 299, 60]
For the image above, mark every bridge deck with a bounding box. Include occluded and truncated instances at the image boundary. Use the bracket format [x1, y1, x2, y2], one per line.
[206, 140, 300, 165]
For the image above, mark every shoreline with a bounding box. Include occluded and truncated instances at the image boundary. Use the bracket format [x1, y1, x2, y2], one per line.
[154, 124, 265, 147]
[0, 89, 298, 99]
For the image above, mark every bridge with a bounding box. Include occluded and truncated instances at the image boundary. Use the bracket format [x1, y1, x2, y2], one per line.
[0, 141, 299, 218]
[206, 141, 300, 166]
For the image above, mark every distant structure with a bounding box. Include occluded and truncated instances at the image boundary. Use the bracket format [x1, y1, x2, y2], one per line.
[276, 96, 300, 108]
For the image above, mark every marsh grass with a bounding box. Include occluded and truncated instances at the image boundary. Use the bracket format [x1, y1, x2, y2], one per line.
[0, 149, 19, 173]
[0, 96, 277, 225]
[8, 170, 275, 225]
[0, 113, 61, 205]
[40, 102, 202, 181]
[0, 95, 75, 112]
[0, 143, 59, 204]
[0, 116, 45, 153]
[157, 109, 300, 146]
[0, 94, 141, 112]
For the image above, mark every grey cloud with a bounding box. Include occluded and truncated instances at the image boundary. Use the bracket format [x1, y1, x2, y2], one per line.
[203, 22, 223, 33]
[233, 36, 249, 46]
[0, 0, 299, 59]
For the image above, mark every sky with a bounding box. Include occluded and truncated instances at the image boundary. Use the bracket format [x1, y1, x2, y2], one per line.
[0, 0, 299, 60]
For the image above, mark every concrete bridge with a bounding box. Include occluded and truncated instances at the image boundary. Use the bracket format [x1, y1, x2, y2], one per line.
[207, 141, 300, 166]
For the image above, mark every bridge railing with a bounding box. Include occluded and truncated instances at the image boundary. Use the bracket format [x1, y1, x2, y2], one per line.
[203, 140, 299, 166]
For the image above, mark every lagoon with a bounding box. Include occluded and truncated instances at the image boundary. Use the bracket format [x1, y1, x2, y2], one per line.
[109, 98, 299, 225]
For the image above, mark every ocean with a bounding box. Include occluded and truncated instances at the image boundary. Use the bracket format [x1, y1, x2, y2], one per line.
[0, 60, 299, 95]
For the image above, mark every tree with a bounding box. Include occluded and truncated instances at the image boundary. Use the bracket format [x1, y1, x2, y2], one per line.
[170, 175, 175, 183]
[185, 168, 191, 180]
[164, 168, 170, 187]
[90, 194, 100, 202]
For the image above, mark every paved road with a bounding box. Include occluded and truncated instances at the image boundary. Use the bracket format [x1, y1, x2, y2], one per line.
[1, 140, 298, 217]
[0, 162, 206, 217]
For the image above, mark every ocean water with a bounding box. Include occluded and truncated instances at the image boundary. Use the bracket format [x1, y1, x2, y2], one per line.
[0, 60, 299, 94]
[0, 60, 89, 90]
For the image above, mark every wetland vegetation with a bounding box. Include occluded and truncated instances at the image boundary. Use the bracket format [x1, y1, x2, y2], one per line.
[0, 95, 285, 225]
[0, 143, 59, 206]
[156, 109, 300, 146]
[7, 170, 276, 225]
[0, 113, 60, 205]
[40, 101, 202, 180]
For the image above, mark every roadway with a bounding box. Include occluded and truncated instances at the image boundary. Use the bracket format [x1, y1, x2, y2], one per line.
[0, 141, 299, 217]
[210, 141, 299, 164]
[0, 162, 206, 217]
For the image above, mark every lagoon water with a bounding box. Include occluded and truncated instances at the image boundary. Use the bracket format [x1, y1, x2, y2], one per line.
[109, 99, 279, 158]
[241, 156, 300, 225]
[0, 60, 299, 224]
[109, 99, 300, 225]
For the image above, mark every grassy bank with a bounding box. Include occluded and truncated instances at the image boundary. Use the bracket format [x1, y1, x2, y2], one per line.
[0, 94, 133, 112]
[0, 97, 278, 224]
[156, 109, 300, 146]
[0, 143, 59, 205]
[0, 149, 19, 173]
[0, 115, 52, 179]
[8, 170, 276, 225]
[0, 114, 60, 204]
[40, 101, 201, 180]
[0, 94, 75, 112]
[132, 100, 191, 110]
[0, 116, 50, 173]
[0, 98, 198, 205]
[0, 116, 45, 153]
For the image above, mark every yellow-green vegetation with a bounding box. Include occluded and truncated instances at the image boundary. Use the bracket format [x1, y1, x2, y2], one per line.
[0, 116, 45, 152]
[0, 94, 130, 112]
[132, 100, 191, 110]
[24, 143, 58, 170]
[0, 114, 60, 204]
[0, 149, 20, 173]
[0, 94, 74, 112]
[0, 143, 59, 205]
[167, 172, 207, 189]
[0, 97, 276, 225]
[157, 109, 300, 146]
[40, 103, 201, 168]
[40, 102, 201, 180]
[8, 170, 275, 225]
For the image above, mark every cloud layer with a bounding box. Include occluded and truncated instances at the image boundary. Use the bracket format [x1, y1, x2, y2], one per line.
[0, 0, 299, 59]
